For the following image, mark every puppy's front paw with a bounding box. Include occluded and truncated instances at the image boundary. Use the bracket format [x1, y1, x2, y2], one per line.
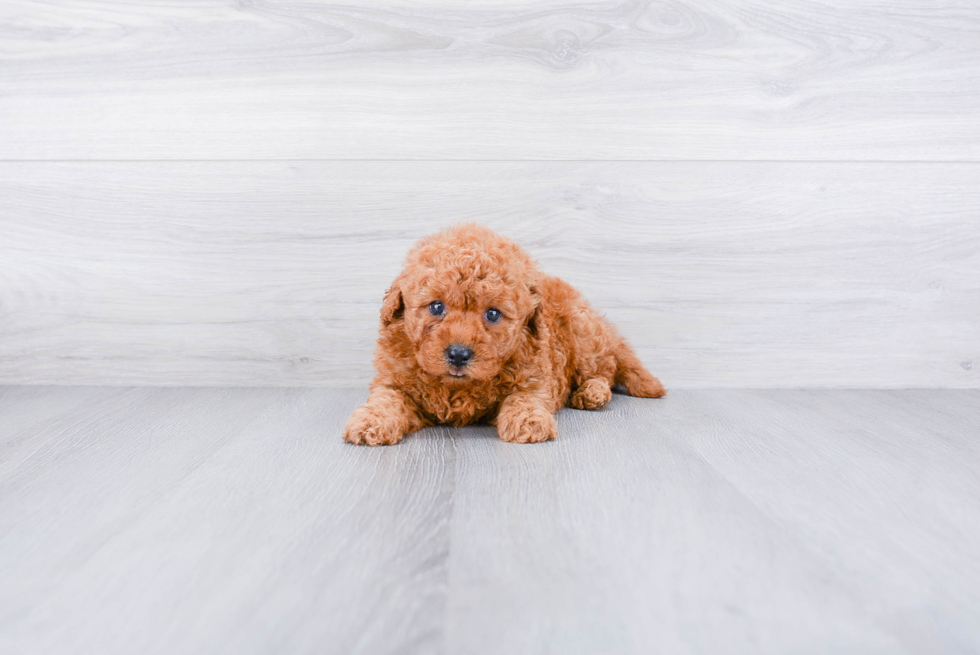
[343, 404, 404, 446]
[497, 405, 557, 444]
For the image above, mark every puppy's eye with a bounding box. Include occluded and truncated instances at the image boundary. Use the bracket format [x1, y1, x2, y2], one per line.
[484, 307, 502, 324]
[428, 301, 446, 317]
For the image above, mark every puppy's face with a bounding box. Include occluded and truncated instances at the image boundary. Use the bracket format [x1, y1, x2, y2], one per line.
[405, 276, 531, 383]
[382, 227, 539, 384]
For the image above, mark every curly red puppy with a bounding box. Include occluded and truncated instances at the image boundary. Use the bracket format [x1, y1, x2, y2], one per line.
[344, 224, 665, 445]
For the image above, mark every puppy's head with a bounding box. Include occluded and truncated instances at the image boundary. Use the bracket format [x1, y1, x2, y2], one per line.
[381, 224, 540, 384]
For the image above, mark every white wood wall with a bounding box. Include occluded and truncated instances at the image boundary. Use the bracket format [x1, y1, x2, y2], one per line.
[1, 1, 978, 388]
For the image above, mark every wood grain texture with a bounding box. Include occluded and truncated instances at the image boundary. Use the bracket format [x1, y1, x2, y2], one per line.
[1, 161, 977, 388]
[1, 387, 979, 653]
[0, 387, 455, 655]
[444, 389, 980, 654]
[1, 0, 979, 160]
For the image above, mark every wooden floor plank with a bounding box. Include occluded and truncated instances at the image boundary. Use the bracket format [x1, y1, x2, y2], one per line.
[0, 386, 134, 474]
[677, 390, 980, 653]
[444, 393, 905, 654]
[0, 387, 456, 655]
[1, 387, 978, 654]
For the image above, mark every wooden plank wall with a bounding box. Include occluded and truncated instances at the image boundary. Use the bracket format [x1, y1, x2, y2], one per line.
[1, 0, 978, 388]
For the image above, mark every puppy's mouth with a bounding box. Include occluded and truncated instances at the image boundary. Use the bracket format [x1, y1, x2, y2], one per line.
[446, 368, 467, 379]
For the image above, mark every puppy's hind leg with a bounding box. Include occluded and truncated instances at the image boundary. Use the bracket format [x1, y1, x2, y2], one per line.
[614, 340, 666, 398]
[569, 378, 612, 410]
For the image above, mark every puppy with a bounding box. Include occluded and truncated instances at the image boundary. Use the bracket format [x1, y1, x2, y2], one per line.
[343, 224, 665, 445]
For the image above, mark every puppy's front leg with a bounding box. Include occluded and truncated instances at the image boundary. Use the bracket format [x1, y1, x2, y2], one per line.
[343, 386, 425, 446]
[496, 391, 558, 444]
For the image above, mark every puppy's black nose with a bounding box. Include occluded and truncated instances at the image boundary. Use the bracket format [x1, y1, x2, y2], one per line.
[445, 344, 474, 368]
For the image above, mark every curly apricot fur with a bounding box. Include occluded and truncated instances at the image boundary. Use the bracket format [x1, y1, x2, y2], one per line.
[343, 224, 665, 446]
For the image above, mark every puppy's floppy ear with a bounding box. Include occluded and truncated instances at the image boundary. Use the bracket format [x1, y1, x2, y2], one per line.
[380, 277, 405, 327]
[524, 283, 543, 339]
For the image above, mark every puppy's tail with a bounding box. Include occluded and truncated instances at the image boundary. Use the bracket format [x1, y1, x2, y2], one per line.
[614, 339, 666, 398]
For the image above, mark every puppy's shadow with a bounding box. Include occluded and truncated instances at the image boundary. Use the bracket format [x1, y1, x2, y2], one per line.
[409, 423, 498, 444]
[457, 424, 500, 442]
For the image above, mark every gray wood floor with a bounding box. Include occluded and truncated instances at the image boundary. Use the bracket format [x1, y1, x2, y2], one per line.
[1, 387, 978, 654]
